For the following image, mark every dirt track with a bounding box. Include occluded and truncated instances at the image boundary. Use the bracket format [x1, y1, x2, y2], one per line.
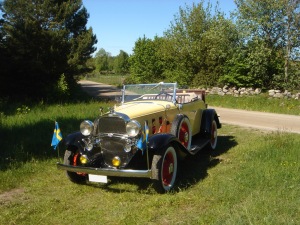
[79, 80, 300, 134]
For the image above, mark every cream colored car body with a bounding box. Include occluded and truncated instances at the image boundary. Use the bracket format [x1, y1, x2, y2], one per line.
[116, 95, 206, 136]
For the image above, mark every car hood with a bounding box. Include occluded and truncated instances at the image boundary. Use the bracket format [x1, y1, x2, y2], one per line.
[115, 101, 173, 119]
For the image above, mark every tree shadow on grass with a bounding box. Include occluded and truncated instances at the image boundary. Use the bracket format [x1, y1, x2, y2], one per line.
[90, 135, 237, 194]
[0, 117, 90, 171]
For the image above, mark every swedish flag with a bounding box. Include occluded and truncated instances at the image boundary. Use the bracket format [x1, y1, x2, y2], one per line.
[137, 121, 149, 153]
[51, 121, 63, 150]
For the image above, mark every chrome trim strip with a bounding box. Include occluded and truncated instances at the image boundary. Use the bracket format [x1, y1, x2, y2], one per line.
[57, 163, 152, 178]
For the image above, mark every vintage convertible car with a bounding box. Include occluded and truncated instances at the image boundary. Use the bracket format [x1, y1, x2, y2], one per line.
[57, 82, 221, 192]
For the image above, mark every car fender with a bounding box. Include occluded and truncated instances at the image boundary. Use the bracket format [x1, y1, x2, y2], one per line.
[200, 109, 221, 135]
[148, 133, 188, 159]
[63, 131, 85, 151]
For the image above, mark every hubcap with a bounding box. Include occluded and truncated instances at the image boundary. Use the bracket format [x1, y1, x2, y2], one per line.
[162, 152, 174, 186]
[179, 121, 189, 148]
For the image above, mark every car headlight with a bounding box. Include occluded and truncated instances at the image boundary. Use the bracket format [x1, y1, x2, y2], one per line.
[126, 120, 141, 137]
[80, 120, 94, 136]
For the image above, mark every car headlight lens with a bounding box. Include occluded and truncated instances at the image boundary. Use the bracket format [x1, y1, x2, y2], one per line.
[126, 120, 141, 137]
[80, 120, 94, 136]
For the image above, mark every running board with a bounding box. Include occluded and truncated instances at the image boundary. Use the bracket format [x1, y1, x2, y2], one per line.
[189, 137, 210, 155]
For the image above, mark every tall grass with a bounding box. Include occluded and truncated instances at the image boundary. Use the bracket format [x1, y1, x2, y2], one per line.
[0, 100, 113, 172]
[207, 94, 300, 115]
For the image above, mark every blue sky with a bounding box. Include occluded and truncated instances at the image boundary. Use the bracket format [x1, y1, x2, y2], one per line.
[82, 0, 237, 56]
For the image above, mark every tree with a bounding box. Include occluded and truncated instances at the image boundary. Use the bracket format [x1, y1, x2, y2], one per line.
[0, 0, 97, 100]
[94, 48, 110, 73]
[114, 50, 130, 75]
[234, 0, 300, 89]
[129, 36, 165, 83]
[163, 1, 239, 87]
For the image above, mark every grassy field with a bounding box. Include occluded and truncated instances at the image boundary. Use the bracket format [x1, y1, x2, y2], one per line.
[0, 97, 299, 224]
[86, 74, 128, 87]
[207, 94, 300, 116]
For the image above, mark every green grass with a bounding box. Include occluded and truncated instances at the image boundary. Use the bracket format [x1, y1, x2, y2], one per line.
[0, 119, 299, 224]
[87, 74, 128, 87]
[0, 100, 113, 171]
[207, 94, 300, 115]
[0, 86, 299, 224]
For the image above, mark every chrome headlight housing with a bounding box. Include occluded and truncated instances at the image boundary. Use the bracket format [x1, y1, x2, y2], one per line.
[126, 120, 141, 137]
[80, 120, 94, 136]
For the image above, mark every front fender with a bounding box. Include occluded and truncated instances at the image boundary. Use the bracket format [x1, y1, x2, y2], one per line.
[200, 109, 221, 135]
[63, 131, 85, 151]
[148, 133, 188, 159]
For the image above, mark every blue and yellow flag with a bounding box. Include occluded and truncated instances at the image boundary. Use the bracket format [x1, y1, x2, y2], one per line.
[51, 121, 63, 150]
[137, 121, 149, 153]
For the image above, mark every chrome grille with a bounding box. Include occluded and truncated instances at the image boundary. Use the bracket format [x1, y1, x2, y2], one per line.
[98, 116, 131, 168]
[100, 136, 130, 167]
[98, 116, 126, 134]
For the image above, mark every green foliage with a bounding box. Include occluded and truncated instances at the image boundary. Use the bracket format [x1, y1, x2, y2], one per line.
[129, 36, 165, 83]
[114, 50, 130, 75]
[94, 48, 111, 72]
[233, 0, 300, 89]
[16, 105, 30, 116]
[0, 0, 96, 101]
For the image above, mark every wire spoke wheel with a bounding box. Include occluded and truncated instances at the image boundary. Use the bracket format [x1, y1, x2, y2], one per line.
[171, 115, 191, 150]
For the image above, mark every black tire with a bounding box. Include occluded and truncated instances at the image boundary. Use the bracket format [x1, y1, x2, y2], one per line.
[171, 115, 192, 150]
[208, 119, 218, 150]
[64, 149, 86, 184]
[151, 144, 178, 193]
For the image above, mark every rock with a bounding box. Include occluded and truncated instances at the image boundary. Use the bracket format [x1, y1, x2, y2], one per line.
[274, 93, 283, 98]
[255, 88, 261, 94]
[269, 90, 275, 97]
[218, 91, 225, 96]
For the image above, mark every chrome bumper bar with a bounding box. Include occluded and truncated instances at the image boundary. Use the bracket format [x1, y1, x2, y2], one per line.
[57, 163, 152, 178]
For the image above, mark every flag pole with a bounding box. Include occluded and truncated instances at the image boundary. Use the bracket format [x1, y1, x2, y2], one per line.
[145, 121, 150, 170]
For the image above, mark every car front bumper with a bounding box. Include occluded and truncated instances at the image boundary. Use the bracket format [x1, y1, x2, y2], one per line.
[57, 163, 152, 178]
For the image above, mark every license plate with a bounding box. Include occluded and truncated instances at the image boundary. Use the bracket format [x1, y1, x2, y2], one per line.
[88, 174, 108, 183]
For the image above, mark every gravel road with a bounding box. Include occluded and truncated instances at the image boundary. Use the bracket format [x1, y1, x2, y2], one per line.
[79, 80, 300, 134]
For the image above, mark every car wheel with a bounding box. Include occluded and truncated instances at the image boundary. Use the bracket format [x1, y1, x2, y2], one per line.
[209, 119, 218, 150]
[151, 145, 178, 193]
[171, 115, 192, 150]
[64, 149, 86, 184]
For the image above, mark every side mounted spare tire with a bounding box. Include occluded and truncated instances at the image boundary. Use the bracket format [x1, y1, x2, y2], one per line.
[170, 114, 192, 150]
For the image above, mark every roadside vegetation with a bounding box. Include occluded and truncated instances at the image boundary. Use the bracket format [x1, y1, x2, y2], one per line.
[207, 94, 300, 116]
[1, 0, 299, 103]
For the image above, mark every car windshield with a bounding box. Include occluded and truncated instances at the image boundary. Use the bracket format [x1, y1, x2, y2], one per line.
[122, 82, 177, 103]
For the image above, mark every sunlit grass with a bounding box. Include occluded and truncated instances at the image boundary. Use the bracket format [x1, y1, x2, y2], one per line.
[87, 74, 128, 87]
[0, 123, 299, 224]
[207, 94, 300, 115]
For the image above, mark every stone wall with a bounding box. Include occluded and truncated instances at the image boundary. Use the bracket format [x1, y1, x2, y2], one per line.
[207, 85, 300, 100]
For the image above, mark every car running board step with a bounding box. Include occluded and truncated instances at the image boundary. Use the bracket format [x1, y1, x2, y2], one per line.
[189, 138, 210, 155]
